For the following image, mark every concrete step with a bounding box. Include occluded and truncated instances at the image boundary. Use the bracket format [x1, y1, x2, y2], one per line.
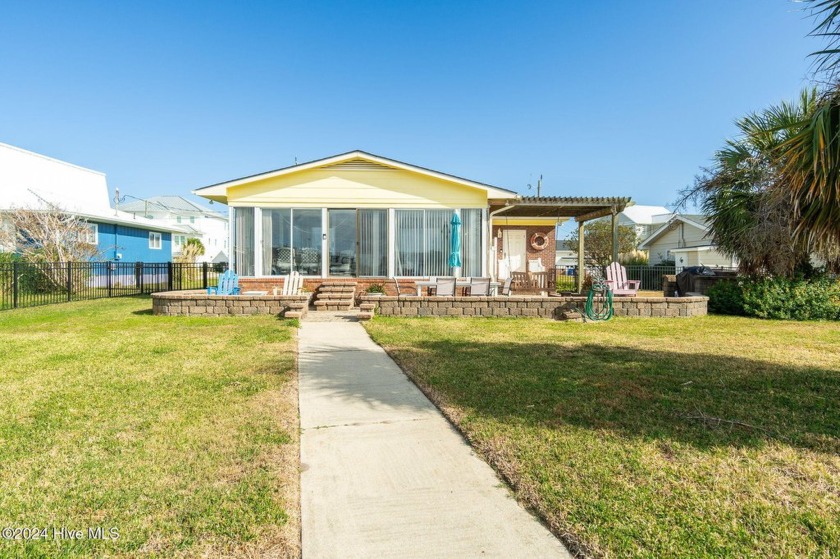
[318, 286, 356, 294]
[314, 304, 354, 312]
[317, 292, 356, 300]
[319, 281, 358, 287]
[314, 299, 354, 307]
[357, 312, 374, 320]
[313, 296, 354, 303]
[315, 301, 353, 311]
[285, 311, 304, 319]
[359, 303, 376, 312]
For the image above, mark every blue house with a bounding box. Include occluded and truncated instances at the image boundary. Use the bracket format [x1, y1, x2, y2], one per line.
[0, 141, 185, 262]
[78, 213, 177, 263]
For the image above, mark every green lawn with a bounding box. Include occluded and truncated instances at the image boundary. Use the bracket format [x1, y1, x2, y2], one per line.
[365, 316, 840, 559]
[0, 297, 299, 558]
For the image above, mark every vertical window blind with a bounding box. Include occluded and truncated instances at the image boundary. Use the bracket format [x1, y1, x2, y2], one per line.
[358, 209, 388, 277]
[233, 207, 255, 276]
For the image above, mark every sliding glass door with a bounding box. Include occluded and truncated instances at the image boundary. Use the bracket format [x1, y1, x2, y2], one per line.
[262, 209, 322, 276]
[292, 210, 322, 275]
[263, 209, 292, 275]
[328, 209, 356, 277]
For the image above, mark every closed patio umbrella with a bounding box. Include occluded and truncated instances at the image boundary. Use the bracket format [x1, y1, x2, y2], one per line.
[449, 211, 462, 273]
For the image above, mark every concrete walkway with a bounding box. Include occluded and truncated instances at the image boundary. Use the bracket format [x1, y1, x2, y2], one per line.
[298, 320, 571, 559]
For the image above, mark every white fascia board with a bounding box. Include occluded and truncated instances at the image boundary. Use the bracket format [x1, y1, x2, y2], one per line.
[668, 245, 718, 253]
[193, 151, 518, 201]
[637, 215, 711, 249]
[77, 211, 190, 233]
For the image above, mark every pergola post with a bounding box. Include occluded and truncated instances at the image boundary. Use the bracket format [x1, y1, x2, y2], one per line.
[611, 208, 619, 264]
[577, 220, 585, 293]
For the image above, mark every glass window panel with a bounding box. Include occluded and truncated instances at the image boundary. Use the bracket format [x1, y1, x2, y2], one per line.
[395, 210, 424, 276]
[393, 209, 484, 277]
[233, 207, 255, 276]
[425, 210, 451, 277]
[358, 209, 387, 277]
[292, 209, 322, 276]
[263, 209, 292, 275]
[461, 209, 483, 277]
[329, 209, 357, 277]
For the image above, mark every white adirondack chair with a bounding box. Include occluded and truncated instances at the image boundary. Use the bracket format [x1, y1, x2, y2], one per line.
[605, 262, 640, 296]
[282, 271, 303, 295]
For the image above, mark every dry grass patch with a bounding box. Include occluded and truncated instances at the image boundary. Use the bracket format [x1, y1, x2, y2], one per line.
[365, 315, 840, 558]
[0, 297, 299, 558]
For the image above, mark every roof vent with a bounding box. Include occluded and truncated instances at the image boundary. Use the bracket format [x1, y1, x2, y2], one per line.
[321, 158, 394, 171]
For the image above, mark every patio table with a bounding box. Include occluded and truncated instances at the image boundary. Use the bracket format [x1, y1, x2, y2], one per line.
[414, 280, 501, 296]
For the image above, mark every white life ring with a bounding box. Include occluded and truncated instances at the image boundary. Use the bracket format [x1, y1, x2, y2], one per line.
[530, 232, 549, 251]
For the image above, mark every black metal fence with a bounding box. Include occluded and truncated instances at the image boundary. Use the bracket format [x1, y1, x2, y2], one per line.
[554, 265, 735, 292]
[0, 261, 225, 311]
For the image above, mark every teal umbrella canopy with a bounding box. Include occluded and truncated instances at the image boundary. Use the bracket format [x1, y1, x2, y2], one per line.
[449, 212, 462, 268]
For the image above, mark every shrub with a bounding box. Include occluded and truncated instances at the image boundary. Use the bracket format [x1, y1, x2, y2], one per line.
[621, 253, 649, 266]
[365, 283, 385, 294]
[708, 275, 840, 320]
[707, 280, 746, 315]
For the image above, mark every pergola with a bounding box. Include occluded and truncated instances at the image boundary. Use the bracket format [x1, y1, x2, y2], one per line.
[489, 196, 633, 292]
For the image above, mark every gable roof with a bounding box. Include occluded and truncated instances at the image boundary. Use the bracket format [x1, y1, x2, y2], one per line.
[637, 214, 712, 249]
[192, 150, 518, 203]
[620, 204, 671, 225]
[119, 195, 223, 216]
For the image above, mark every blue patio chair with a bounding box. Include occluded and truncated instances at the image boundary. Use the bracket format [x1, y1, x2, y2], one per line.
[207, 269, 240, 295]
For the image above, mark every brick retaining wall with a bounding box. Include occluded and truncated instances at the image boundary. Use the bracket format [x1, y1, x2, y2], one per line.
[152, 290, 312, 317]
[361, 295, 707, 319]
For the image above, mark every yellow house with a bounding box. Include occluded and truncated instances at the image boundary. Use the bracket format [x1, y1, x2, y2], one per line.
[193, 151, 631, 291]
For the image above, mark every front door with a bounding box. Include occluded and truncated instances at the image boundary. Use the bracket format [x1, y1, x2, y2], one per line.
[499, 230, 526, 279]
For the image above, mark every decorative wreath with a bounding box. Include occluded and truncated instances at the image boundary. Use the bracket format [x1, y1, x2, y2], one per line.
[530, 232, 549, 251]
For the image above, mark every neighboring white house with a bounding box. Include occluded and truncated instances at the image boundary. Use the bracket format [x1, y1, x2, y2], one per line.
[0, 142, 185, 261]
[555, 204, 673, 267]
[618, 204, 672, 240]
[638, 214, 738, 268]
[117, 195, 229, 263]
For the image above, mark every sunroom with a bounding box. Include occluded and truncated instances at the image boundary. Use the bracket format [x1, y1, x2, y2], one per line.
[193, 150, 631, 292]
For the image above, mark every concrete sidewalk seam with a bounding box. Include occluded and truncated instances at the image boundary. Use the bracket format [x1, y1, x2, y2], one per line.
[304, 417, 434, 431]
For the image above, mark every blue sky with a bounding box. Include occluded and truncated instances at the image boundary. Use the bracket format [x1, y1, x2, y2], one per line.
[0, 1, 818, 208]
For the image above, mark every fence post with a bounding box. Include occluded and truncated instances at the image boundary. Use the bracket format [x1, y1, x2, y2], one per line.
[12, 261, 19, 309]
[136, 262, 144, 294]
[107, 263, 113, 298]
[202, 262, 208, 290]
[167, 262, 174, 291]
[66, 262, 72, 302]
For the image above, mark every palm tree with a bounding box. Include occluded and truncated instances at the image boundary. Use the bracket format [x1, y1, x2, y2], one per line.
[691, 90, 818, 276]
[778, 1, 840, 253]
[176, 238, 206, 263]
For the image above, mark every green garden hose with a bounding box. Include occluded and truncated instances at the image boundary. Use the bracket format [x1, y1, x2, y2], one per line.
[584, 280, 614, 321]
